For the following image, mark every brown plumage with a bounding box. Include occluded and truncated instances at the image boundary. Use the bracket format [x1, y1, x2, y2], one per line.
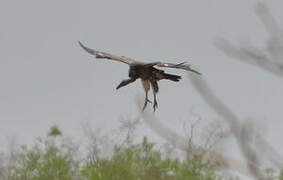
[78, 41, 201, 111]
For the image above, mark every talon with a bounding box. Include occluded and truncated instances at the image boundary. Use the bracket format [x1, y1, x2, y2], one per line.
[146, 98, 152, 104]
[153, 101, 158, 112]
[142, 102, 147, 111]
[142, 98, 152, 111]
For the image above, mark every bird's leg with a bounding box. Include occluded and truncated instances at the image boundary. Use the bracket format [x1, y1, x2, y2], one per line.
[141, 80, 151, 111]
[142, 90, 152, 111]
[116, 78, 136, 90]
[153, 92, 158, 112]
[149, 79, 159, 112]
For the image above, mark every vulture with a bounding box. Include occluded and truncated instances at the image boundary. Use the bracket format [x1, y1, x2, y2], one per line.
[78, 41, 201, 111]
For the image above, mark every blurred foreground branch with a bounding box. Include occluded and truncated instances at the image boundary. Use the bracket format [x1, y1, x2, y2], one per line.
[135, 96, 252, 177]
[188, 74, 283, 179]
[215, 2, 283, 77]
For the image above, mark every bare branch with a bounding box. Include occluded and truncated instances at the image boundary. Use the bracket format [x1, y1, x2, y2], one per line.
[255, 2, 281, 39]
[135, 97, 189, 151]
[183, 117, 201, 161]
[188, 74, 267, 179]
[119, 115, 141, 145]
[82, 123, 113, 164]
[201, 121, 228, 153]
[215, 2, 283, 77]
[135, 95, 252, 176]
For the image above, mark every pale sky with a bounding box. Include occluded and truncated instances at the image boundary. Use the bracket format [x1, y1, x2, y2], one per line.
[1, 1, 283, 175]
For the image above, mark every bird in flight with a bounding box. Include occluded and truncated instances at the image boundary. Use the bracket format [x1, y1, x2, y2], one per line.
[78, 41, 201, 111]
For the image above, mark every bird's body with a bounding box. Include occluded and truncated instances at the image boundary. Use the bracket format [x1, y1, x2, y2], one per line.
[78, 41, 201, 111]
[125, 64, 182, 110]
[129, 64, 180, 81]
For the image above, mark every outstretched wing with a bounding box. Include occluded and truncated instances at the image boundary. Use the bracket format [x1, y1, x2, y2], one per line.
[78, 41, 136, 65]
[146, 61, 201, 75]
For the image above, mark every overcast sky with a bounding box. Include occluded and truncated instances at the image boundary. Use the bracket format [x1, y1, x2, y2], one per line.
[1, 0, 283, 171]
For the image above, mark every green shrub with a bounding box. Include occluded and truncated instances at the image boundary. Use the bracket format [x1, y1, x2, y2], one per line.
[81, 137, 219, 180]
[5, 127, 221, 180]
[8, 127, 79, 180]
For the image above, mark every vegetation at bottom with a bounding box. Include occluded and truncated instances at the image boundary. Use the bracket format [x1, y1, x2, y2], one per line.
[10, 125, 283, 179]
[81, 137, 218, 180]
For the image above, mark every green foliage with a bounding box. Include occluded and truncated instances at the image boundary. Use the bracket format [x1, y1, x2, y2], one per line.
[278, 170, 283, 180]
[48, 125, 62, 137]
[8, 127, 79, 180]
[81, 136, 219, 180]
[4, 127, 221, 180]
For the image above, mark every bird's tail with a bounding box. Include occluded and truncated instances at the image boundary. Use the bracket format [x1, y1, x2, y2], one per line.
[162, 73, 181, 82]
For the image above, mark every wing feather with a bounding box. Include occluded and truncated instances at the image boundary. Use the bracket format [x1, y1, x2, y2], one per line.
[146, 61, 201, 75]
[78, 41, 136, 65]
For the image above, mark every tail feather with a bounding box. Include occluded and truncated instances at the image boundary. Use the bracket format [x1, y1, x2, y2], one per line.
[163, 73, 181, 82]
